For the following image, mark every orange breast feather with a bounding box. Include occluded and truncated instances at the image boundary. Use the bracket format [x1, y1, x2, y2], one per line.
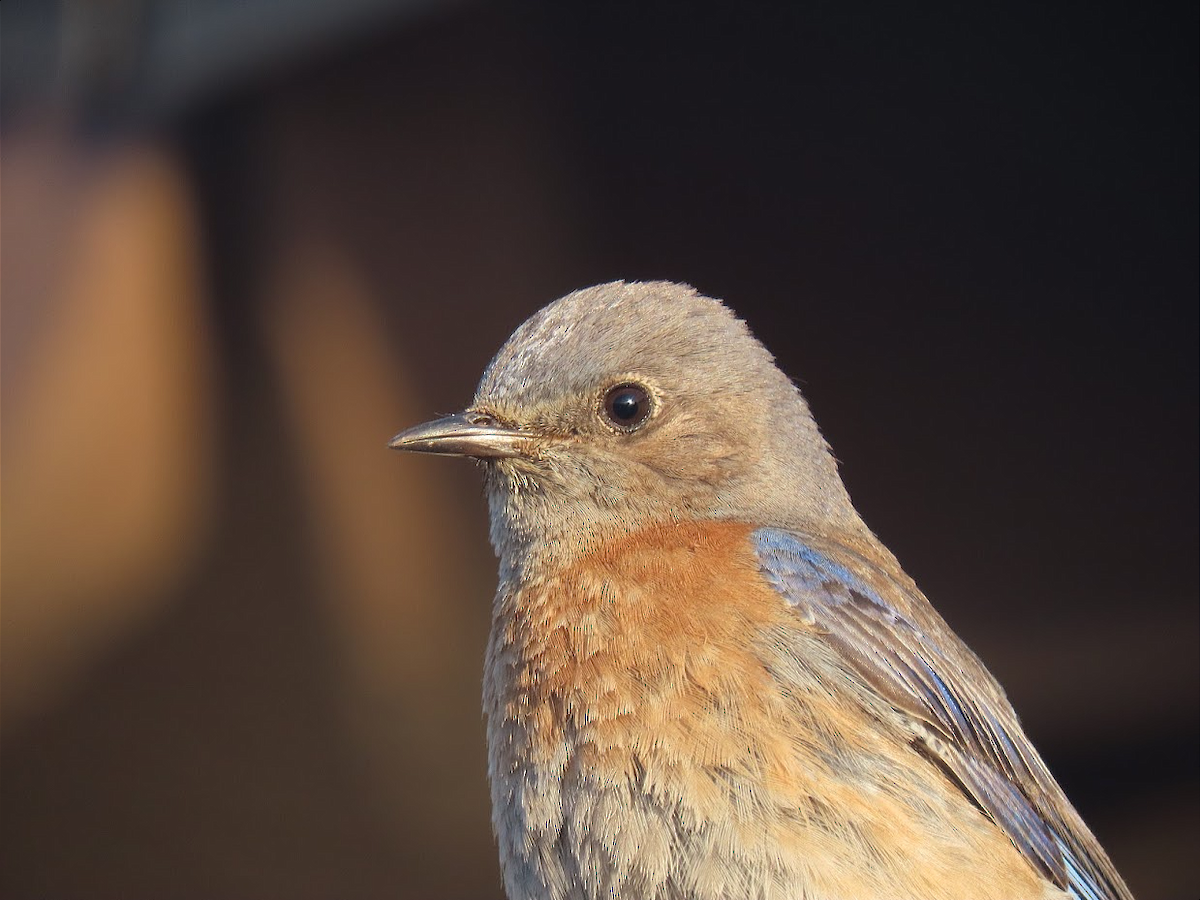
[484, 521, 1052, 900]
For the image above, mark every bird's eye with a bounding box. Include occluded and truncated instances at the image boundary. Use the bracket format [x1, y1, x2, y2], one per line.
[601, 383, 653, 432]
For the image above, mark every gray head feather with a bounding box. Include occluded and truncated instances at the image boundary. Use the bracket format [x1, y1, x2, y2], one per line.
[472, 281, 868, 574]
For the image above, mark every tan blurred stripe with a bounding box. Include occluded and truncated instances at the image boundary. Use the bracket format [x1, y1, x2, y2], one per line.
[1, 135, 217, 730]
[261, 234, 494, 836]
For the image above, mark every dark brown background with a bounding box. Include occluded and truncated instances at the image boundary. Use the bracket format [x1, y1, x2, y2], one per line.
[3, 3, 1196, 898]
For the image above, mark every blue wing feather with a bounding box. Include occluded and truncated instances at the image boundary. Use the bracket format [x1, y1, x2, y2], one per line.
[752, 527, 1129, 900]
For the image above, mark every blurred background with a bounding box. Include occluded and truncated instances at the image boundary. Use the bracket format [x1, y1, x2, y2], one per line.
[2, 2, 1196, 898]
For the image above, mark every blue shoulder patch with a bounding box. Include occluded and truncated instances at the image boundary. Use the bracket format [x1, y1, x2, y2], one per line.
[749, 527, 1099, 896]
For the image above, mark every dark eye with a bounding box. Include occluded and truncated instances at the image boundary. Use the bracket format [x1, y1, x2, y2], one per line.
[602, 383, 653, 432]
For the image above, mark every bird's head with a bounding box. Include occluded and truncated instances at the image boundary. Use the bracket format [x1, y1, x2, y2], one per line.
[390, 281, 862, 571]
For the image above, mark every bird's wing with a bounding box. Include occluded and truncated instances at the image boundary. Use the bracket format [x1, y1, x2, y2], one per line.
[752, 528, 1131, 900]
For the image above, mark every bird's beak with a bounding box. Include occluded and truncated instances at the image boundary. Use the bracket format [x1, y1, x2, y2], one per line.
[388, 411, 529, 459]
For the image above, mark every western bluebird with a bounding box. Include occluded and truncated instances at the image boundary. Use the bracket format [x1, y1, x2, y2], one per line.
[390, 282, 1132, 900]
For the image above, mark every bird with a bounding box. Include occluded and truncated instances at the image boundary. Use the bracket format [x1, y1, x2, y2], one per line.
[389, 281, 1133, 900]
